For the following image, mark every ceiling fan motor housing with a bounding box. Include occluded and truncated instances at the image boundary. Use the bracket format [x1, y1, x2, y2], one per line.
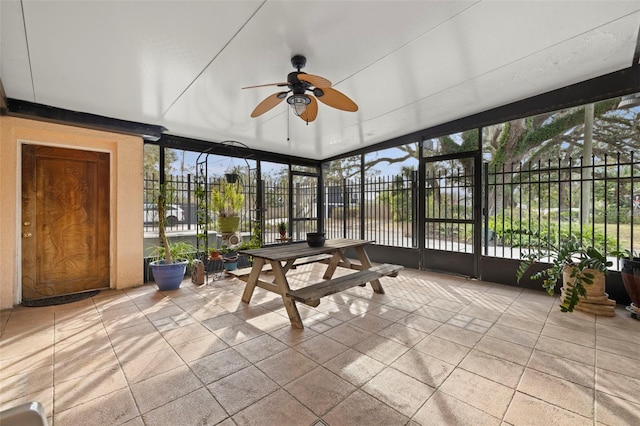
[291, 54, 307, 70]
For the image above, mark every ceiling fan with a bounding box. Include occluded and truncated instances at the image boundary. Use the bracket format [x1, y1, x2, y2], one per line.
[242, 55, 358, 123]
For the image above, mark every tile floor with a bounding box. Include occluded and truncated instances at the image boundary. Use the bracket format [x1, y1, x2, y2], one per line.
[1, 264, 640, 426]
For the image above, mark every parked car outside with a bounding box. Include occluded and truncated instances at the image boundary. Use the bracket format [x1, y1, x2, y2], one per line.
[143, 203, 185, 227]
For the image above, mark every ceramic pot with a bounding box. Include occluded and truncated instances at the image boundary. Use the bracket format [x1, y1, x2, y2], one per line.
[150, 260, 188, 291]
[306, 232, 326, 247]
[621, 258, 640, 307]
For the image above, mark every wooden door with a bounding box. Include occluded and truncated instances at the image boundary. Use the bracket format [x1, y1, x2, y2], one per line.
[22, 145, 110, 300]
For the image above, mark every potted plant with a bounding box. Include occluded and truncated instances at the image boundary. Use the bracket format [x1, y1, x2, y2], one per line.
[148, 185, 195, 291]
[514, 230, 613, 313]
[277, 221, 287, 238]
[211, 181, 244, 234]
[613, 249, 640, 317]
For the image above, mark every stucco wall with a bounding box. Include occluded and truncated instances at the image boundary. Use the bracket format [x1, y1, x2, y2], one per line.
[0, 116, 144, 309]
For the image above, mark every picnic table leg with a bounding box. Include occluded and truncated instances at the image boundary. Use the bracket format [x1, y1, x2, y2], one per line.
[354, 246, 385, 294]
[270, 260, 304, 329]
[241, 257, 265, 303]
[322, 250, 342, 280]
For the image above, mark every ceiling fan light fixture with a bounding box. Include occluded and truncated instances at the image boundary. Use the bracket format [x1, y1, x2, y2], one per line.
[287, 94, 311, 116]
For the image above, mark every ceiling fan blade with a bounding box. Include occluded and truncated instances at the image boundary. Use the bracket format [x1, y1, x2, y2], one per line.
[299, 96, 318, 123]
[316, 87, 358, 112]
[250, 92, 286, 117]
[242, 82, 288, 89]
[297, 73, 331, 88]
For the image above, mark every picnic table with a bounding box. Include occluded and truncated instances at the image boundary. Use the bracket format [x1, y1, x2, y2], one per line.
[237, 238, 402, 328]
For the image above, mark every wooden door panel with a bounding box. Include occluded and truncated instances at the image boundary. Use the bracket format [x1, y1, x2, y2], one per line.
[22, 145, 110, 300]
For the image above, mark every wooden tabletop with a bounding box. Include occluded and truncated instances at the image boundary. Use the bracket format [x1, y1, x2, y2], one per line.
[238, 238, 374, 262]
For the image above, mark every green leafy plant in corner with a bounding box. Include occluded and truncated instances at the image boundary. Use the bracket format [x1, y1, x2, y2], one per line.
[512, 229, 612, 313]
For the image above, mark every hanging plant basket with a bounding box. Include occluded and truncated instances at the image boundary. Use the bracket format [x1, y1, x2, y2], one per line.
[225, 173, 239, 184]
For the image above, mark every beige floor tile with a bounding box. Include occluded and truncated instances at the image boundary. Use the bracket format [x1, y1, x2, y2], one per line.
[119, 416, 145, 426]
[596, 322, 640, 342]
[460, 303, 503, 322]
[268, 324, 318, 346]
[542, 323, 595, 348]
[213, 321, 266, 346]
[245, 311, 292, 332]
[130, 365, 203, 414]
[412, 390, 501, 426]
[595, 390, 640, 426]
[140, 303, 185, 322]
[324, 348, 385, 387]
[496, 312, 545, 334]
[0, 347, 54, 380]
[323, 322, 372, 347]
[518, 369, 594, 418]
[171, 332, 229, 363]
[141, 387, 227, 426]
[54, 387, 139, 426]
[440, 368, 514, 418]
[596, 367, 640, 405]
[460, 349, 525, 388]
[208, 365, 279, 415]
[432, 323, 484, 347]
[201, 312, 247, 332]
[413, 334, 471, 365]
[188, 347, 251, 385]
[503, 300, 552, 324]
[546, 310, 595, 333]
[0, 330, 54, 361]
[233, 388, 318, 426]
[234, 334, 288, 363]
[362, 366, 435, 417]
[597, 349, 640, 380]
[353, 334, 409, 364]
[256, 347, 318, 386]
[0, 364, 52, 404]
[535, 335, 595, 366]
[285, 366, 357, 416]
[413, 304, 457, 322]
[295, 334, 349, 364]
[105, 321, 157, 344]
[474, 335, 533, 366]
[428, 297, 466, 312]
[391, 348, 455, 388]
[55, 366, 129, 412]
[486, 324, 539, 348]
[397, 312, 442, 333]
[112, 333, 173, 362]
[323, 389, 409, 425]
[384, 297, 424, 313]
[595, 334, 640, 361]
[378, 322, 427, 347]
[504, 391, 592, 426]
[55, 333, 112, 364]
[528, 349, 594, 388]
[347, 312, 393, 333]
[120, 347, 185, 384]
[54, 347, 120, 382]
[366, 303, 412, 322]
[160, 321, 210, 346]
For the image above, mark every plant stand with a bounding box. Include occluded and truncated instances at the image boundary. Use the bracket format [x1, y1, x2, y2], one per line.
[561, 268, 615, 316]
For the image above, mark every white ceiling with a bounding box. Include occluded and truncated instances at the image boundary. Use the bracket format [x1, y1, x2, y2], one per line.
[2, 1, 639, 160]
